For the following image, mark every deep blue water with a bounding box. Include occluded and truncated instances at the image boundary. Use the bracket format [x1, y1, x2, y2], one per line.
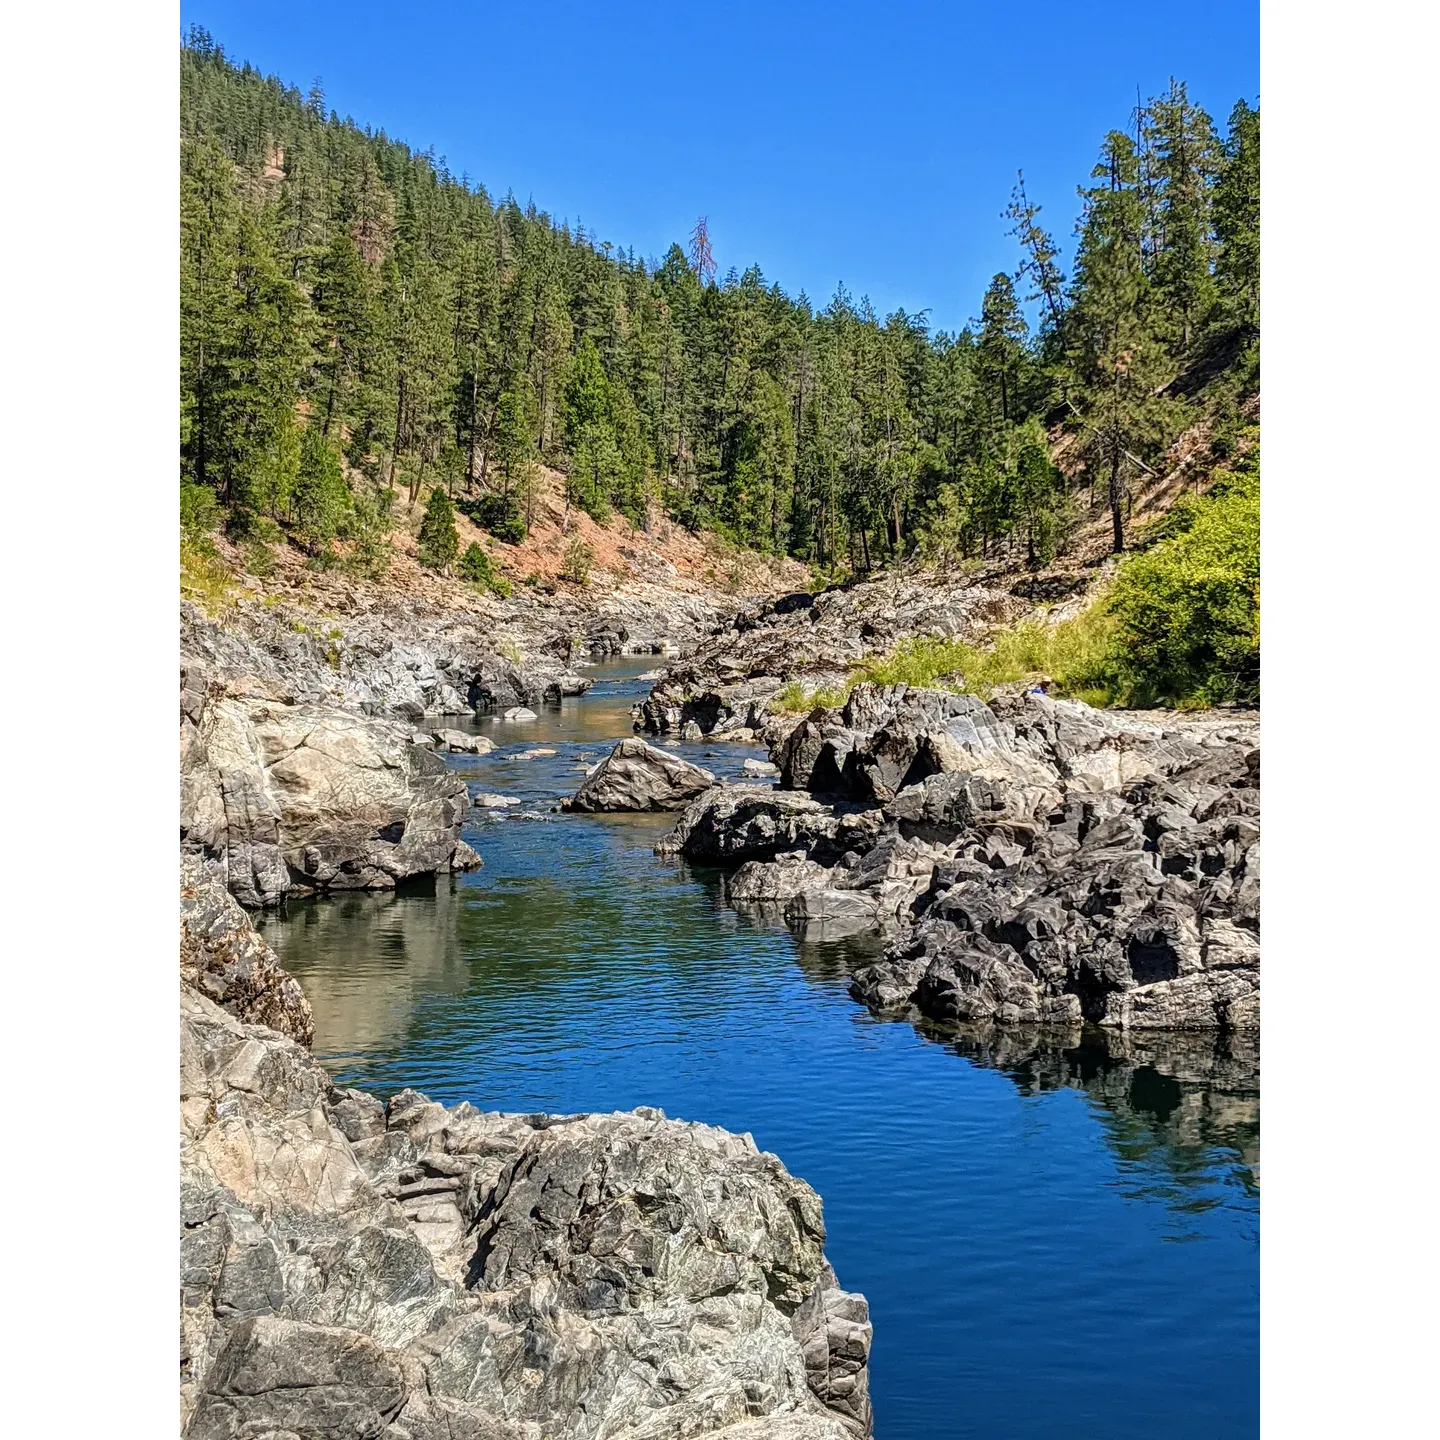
[260, 660, 1259, 1440]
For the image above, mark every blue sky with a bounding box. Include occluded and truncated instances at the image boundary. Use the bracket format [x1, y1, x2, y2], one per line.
[180, 1, 1258, 334]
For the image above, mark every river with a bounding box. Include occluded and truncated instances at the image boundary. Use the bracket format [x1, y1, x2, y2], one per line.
[258, 658, 1259, 1439]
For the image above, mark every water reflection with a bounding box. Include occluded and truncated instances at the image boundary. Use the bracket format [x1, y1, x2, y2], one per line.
[920, 1021, 1260, 1211]
[258, 883, 474, 1060]
[257, 659, 1257, 1440]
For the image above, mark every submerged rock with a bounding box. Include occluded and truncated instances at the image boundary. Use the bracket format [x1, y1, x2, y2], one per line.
[431, 728, 494, 754]
[472, 792, 521, 809]
[542, 671, 592, 702]
[567, 737, 717, 812]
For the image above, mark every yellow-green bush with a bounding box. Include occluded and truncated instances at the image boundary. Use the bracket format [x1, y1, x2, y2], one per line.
[855, 607, 1123, 706]
[851, 458, 1259, 711]
[771, 678, 855, 713]
[1103, 463, 1259, 706]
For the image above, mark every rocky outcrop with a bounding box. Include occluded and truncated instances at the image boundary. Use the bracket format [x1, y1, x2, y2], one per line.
[181, 670, 478, 907]
[633, 575, 1026, 738]
[180, 853, 313, 1044]
[179, 881, 874, 1439]
[655, 787, 882, 866]
[181, 597, 562, 722]
[658, 684, 1260, 1031]
[179, 564, 735, 731]
[566, 737, 717, 812]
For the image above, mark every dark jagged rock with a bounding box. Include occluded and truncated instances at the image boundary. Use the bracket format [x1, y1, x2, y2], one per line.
[655, 786, 882, 866]
[657, 682, 1259, 1032]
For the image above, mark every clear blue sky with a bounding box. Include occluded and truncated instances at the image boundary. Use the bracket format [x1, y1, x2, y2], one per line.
[180, 1, 1258, 334]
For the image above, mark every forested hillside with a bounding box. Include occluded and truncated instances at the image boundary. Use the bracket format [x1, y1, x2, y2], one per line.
[180, 26, 1258, 577]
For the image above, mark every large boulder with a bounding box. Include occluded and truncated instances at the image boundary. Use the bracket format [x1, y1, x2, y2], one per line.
[180, 984, 873, 1438]
[655, 786, 881, 866]
[181, 681, 478, 907]
[567, 737, 717, 812]
[726, 850, 834, 903]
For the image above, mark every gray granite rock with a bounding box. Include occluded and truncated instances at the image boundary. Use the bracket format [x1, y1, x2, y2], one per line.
[178, 879, 873, 1438]
[179, 854, 313, 1044]
[181, 682, 474, 907]
[567, 737, 717, 812]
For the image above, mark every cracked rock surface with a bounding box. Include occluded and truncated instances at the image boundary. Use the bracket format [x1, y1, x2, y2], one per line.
[181, 667, 479, 908]
[656, 682, 1259, 1032]
[179, 864, 872, 1439]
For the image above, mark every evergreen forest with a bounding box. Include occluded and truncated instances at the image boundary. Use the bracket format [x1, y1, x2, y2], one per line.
[180, 26, 1259, 576]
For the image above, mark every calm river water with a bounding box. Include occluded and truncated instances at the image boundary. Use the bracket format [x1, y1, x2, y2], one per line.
[260, 659, 1259, 1440]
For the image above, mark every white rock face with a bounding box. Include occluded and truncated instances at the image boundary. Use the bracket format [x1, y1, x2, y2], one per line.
[181, 689, 478, 907]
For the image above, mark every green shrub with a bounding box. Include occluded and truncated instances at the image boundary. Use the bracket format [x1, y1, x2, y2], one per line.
[457, 541, 513, 597]
[853, 459, 1259, 711]
[180, 481, 221, 539]
[417, 486, 459, 572]
[1104, 462, 1259, 706]
[243, 539, 277, 577]
[770, 678, 855, 713]
[559, 538, 594, 585]
[456, 492, 527, 544]
[180, 541, 235, 613]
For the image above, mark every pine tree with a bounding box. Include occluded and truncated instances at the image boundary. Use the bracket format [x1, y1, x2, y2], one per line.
[1068, 132, 1177, 552]
[491, 381, 535, 490]
[417, 484, 459, 570]
[1144, 80, 1220, 352]
[688, 217, 717, 287]
[180, 141, 242, 495]
[977, 273, 1029, 426]
[313, 230, 376, 440]
[292, 426, 351, 553]
[564, 336, 620, 518]
[1004, 173, 1067, 331]
[1213, 100, 1260, 334]
[217, 209, 310, 515]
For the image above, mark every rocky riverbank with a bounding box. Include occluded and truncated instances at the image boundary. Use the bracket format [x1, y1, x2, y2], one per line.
[179, 521, 784, 905]
[632, 571, 1042, 742]
[180, 860, 873, 1439]
[626, 680, 1260, 1032]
